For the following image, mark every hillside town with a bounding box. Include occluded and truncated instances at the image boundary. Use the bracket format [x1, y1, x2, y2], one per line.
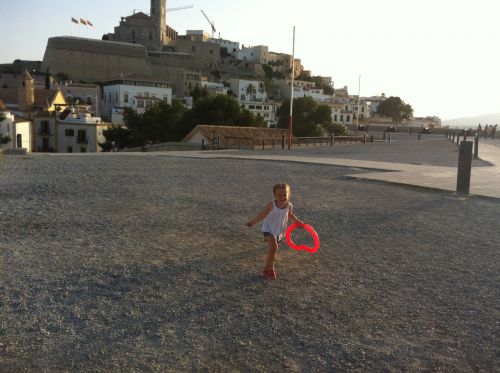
[0, 0, 441, 154]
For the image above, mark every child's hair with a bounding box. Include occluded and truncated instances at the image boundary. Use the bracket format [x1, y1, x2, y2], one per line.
[273, 183, 291, 196]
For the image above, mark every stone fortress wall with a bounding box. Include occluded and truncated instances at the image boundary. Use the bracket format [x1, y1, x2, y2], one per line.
[41, 37, 151, 82]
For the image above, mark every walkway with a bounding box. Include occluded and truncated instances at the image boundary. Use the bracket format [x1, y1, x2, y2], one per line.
[149, 139, 500, 199]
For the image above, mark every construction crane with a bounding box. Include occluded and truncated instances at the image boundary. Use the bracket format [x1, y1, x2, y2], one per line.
[132, 5, 193, 15]
[167, 5, 193, 12]
[201, 10, 216, 37]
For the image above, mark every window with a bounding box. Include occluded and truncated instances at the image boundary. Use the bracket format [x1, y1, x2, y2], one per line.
[192, 46, 196, 52]
[81, 147, 87, 153]
[41, 120, 50, 135]
[124, 92, 129, 103]
[346, 115, 350, 122]
[77, 130, 86, 143]
[137, 100, 144, 108]
[65, 129, 75, 136]
[144, 92, 149, 98]
[67, 146, 73, 153]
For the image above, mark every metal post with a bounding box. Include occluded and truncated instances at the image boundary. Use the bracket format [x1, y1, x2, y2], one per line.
[389, 133, 392, 143]
[282, 134, 285, 149]
[418, 133, 421, 140]
[452, 133, 455, 143]
[474, 135, 479, 159]
[456, 141, 473, 194]
[383, 131, 386, 141]
[364, 133, 367, 144]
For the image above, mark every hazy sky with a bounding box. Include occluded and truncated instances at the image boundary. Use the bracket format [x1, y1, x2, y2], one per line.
[1, 0, 499, 120]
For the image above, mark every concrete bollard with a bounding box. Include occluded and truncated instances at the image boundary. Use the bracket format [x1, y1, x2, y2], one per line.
[364, 133, 367, 144]
[388, 133, 392, 143]
[474, 135, 479, 159]
[410, 128, 413, 135]
[383, 131, 386, 140]
[418, 133, 421, 140]
[282, 134, 285, 149]
[457, 141, 473, 194]
[456, 135, 461, 146]
[452, 133, 455, 142]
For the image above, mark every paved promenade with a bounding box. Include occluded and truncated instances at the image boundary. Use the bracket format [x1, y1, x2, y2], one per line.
[152, 136, 500, 199]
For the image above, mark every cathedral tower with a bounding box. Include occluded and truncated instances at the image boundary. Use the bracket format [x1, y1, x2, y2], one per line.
[18, 70, 34, 112]
[151, 0, 167, 48]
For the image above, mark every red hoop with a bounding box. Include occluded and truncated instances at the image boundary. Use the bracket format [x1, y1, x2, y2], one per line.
[285, 223, 320, 253]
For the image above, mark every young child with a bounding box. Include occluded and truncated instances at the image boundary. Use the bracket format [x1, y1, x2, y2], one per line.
[246, 183, 303, 279]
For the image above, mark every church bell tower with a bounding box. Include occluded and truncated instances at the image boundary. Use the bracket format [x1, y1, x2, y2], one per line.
[151, 0, 167, 49]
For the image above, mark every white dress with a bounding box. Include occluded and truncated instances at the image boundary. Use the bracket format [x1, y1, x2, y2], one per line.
[261, 200, 292, 240]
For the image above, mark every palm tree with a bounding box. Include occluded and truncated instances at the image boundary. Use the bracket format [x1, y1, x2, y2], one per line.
[246, 83, 256, 100]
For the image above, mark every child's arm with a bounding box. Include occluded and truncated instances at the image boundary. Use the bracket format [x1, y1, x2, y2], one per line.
[246, 202, 273, 227]
[288, 207, 304, 225]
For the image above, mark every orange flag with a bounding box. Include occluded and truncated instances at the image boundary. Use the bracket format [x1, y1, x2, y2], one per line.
[80, 18, 87, 25]
[87, 20, 93, 26]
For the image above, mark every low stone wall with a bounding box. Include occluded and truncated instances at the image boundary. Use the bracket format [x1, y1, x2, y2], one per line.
[2, 148, 27, 155]
[123, 142, 202, 152]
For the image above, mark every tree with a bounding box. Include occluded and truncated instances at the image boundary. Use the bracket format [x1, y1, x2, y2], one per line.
[376, 96, 413, 122]
[191, 86, 209, 103]
[276, 97, 328, 137]
[246, 83, 256, 100]
[100, 124, 135, 151]
[181, 95, 265, 133]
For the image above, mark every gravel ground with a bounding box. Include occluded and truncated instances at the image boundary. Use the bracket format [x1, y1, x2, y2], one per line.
[0, 150, 499, 372]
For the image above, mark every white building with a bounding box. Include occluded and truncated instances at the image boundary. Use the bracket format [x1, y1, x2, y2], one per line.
[209, 38, 240, 56]
[0, 106, 32, 153]
[56, 107, 108, 153]
[201, 80, 228, 95]
[303, 87, 332, 103]
[229, 79, 267, 102]
[236, 45, 268, 63]
[60, 82, 101, 117]
[102, 74, 173, 124]
[240, 101, 280, 127]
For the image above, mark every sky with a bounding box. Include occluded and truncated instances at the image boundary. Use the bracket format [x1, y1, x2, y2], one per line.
[1, 0, 499, 120]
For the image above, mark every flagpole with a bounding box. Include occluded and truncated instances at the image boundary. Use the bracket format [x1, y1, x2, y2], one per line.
[288, 26, 295, 149]
[356, 74, 361, 139]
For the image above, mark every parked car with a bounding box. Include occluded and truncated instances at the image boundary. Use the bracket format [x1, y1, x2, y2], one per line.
[420, 127, 431, 134]
[385, 126, 396, 132]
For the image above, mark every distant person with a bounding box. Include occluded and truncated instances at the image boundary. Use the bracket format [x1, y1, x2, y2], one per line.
[477, 124, 482, 136]
[246, 183, 303, 279]
[491, 124, 497, 139]
[484, 125, 490, 139]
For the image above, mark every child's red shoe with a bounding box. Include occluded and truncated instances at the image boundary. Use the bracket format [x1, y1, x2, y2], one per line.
[263, 269, 276, 279]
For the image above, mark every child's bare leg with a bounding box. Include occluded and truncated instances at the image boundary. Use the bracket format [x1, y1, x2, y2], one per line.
[264, 236, 279, 272]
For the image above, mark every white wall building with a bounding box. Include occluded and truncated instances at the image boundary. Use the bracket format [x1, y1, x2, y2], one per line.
[229, 79, 267, 102]
[0, 109, 32, 152]
[209, 38, 240, 56]
[60, 82, 101, 117]
[56, 107, 108, 153]
[236, 45, 268, 63]
[201, 80, 228, 95]
[102, 75, 173, 124]
[303, 88, 332, 103]
[240, 101, 280, 127]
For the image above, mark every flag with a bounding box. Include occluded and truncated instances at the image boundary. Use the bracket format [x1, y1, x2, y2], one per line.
[71, 17, 78, 24]
[80, 18, 87, 25]
[87, 20, 93, 26]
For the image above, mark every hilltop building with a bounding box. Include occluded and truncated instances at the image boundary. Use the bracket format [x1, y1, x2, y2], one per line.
[101, 74, 173, 124]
